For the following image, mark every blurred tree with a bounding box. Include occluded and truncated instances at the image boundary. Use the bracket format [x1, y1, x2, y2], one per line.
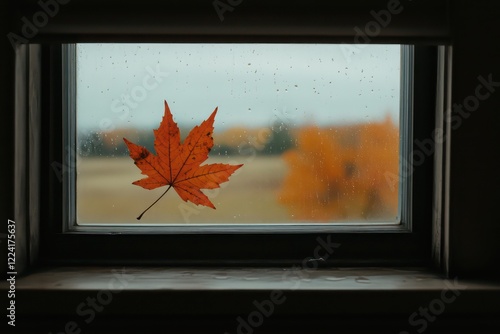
[263, 121, 295, 155]
[278, 115, 399, 221]
[78, 131, 105, 156]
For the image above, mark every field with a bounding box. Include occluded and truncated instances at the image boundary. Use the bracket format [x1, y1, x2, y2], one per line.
[77, 155, 291, 224]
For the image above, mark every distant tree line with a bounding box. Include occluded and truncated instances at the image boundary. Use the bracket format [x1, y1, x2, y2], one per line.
[78, 123, 295, 157]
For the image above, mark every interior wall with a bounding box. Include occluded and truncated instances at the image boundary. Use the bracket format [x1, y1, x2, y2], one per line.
[448, 1, 500, 277]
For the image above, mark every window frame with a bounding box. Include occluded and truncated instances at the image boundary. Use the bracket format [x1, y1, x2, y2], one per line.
[37, 43, 437, 266]
[66, 43, 408, 233]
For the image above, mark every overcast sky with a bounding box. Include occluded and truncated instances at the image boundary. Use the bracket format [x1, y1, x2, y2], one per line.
[76, 43, 401, 132]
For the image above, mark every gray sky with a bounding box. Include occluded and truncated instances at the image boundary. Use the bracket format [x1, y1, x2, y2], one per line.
[76, 43, 400, 132]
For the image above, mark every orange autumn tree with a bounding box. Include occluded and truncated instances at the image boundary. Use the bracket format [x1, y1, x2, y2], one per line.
[278, 115, 399, 221]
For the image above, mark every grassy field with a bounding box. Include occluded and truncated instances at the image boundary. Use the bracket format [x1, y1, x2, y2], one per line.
[77, 155, 292, 224]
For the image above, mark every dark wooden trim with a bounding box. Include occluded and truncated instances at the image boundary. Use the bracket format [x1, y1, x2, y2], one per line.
[14, 44, 30, 275]
[35, 46, 436, 266]
[28, 44, 42, 267]
[38, 44, 64, 267]
[6, 0, 451, 44]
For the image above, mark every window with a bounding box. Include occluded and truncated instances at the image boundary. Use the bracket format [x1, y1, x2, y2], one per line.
[36, 43, 435, 265]
[0, 0, 449, 270]
[71, 43, 403, 226]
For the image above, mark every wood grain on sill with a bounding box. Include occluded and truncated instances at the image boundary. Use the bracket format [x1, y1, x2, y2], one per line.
[2, 267, 499, 316]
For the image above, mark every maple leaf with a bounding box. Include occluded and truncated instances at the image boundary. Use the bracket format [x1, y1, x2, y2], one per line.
[124, 101, 243, 220]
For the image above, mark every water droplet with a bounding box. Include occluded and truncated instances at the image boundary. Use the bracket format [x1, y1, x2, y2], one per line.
[355, 276, 370, 284]
[325, 276, 347, 281]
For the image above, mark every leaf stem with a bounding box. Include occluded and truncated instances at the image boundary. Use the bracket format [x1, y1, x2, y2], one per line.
[137, 185, 172, 220]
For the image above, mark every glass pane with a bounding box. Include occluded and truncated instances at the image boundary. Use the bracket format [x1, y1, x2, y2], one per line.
[75, 44, 401, 224]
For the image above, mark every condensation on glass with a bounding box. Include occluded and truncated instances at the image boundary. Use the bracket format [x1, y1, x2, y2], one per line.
[74, 44, 401, 224]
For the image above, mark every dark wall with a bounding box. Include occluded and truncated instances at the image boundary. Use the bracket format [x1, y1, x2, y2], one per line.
[448, 1, 500, 277]
[1, 1, 15, 273]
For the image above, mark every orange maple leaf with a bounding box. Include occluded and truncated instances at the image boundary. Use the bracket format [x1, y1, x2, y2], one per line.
[124, 101, 243, 220]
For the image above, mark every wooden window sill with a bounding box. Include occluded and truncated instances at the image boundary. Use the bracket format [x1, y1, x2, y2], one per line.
[3, 266, 499, 317]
